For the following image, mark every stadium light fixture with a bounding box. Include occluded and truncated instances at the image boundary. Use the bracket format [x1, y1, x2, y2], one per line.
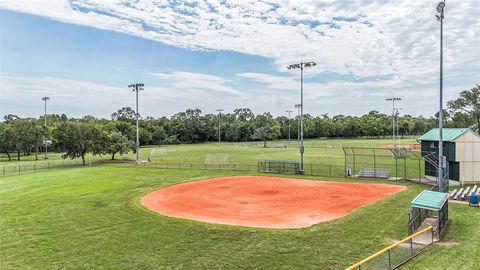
[128, 83, 144, 162]
[435, 0, 447, 193]
[216, 109, 224, 143]
[41, 96, 50, 159]
[386, 97, 401, 149]
[287, 61, 316, 174]
[285, 110, 293, 142]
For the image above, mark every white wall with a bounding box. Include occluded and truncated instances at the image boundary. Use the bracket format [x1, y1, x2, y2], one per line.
[456, 131, 480, 184]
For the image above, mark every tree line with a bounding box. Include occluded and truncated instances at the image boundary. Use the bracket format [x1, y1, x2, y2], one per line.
[0, 84, 478, 162]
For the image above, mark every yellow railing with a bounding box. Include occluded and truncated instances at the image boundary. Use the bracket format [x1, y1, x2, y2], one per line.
[345, 226, 433, 270]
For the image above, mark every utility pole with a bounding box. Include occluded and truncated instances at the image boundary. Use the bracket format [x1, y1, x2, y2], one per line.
[436, 0, 446, 192]
[386, 98, 401, 148]
[287, 61, 316, 174]
[41, 96, 50, 159]
[216, 109, 224, 143]
[128, 83, 144, 162]
[286, 110, 293, 142]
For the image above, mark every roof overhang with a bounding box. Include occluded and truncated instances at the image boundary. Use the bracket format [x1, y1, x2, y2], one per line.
[411, 190, 448, 211]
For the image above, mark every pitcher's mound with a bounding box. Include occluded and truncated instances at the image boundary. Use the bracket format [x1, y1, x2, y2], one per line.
[141, 176, 406, 229]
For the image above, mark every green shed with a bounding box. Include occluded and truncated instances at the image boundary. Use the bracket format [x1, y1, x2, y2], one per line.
[418, 128, 480, 184]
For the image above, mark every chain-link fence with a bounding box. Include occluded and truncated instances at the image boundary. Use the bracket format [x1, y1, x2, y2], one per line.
[342, 147, 431, 181]
[346, 226, 434, 270]
[0, 158, 106, 177]
[136, 161, 346, 178]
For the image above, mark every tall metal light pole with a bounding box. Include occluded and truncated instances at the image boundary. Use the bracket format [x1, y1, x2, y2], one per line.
[386, 98, 401, 148]
[436, 0, 446, 192]
[128, 83, 144, 162]
[285, 110, 293, 142]
[294, 104, 301, 143]
[288, 61, 316, 173]
[41, 96, 50, 159]
[216, 109, 224, 143]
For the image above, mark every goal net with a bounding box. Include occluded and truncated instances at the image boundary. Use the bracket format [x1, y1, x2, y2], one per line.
[204, 154, 230, 164]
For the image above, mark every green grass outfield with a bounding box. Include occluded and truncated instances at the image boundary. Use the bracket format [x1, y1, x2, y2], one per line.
[1, 138, 417, 166]
[1, 165, 479, 269]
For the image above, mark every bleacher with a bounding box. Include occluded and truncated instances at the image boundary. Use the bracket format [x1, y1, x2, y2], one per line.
[357, 168, 390, 179]
[449, 185, 479, 202]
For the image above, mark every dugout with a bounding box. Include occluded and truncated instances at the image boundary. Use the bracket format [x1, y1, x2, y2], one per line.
[408, 190, 448, 238]
[418, 128, 480, 184]
[257, 160, 300, 174]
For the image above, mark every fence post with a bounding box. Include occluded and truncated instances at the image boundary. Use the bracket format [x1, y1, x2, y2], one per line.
[310, 164, 313, 175]
[18, 166, 20, 175]
[387, 249, 392, 270]
[34, 164, 36, 173]
[395, 157, 398, 180]
[418, 159, 421, 183]
[410, 238, 414, 256]
[3, 167, 5, 176]
[329, 165, 331, 176]
[404, 158, 407, 180]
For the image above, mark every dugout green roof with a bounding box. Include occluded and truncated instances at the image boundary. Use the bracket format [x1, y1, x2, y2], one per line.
[411, 190, 449, 211]
[417, 128, 472, 142]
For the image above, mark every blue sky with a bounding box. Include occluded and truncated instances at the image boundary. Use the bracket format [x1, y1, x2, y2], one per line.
[0, 1, 479, 119]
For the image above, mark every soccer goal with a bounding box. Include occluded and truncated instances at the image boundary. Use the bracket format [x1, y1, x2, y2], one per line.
[204, 154, 230, 164]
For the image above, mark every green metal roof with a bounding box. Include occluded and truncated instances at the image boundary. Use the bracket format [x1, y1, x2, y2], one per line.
[411, 190, 448, 211]
[418, 128, 472, 142]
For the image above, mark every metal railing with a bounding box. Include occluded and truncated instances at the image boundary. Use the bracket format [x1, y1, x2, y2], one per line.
[346, 226, 434, 270]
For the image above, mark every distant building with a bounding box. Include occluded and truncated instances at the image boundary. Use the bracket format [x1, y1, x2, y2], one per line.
[418, 128, 480, 184]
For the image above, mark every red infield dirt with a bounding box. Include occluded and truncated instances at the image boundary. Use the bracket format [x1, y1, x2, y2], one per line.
[141, 176, 406, 229]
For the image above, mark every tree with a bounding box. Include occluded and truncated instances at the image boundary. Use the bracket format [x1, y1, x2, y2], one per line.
[10, 119, 42, 160]
[252, 113, 281, 147]
[111, 107, 137, 123]
[0, 123, 15, 160]
[54, 122, 103, 165]
[447, 84, 480, 133]
[104, 132, 134, 160]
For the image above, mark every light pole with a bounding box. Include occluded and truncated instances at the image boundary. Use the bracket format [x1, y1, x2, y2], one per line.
[294, 104, 301, 143]
[436, 0, 446, 192]
[128, 83, 144, 162]
[288, 61, 316, 173]
[395, 108, 402, 140]
[216, 109, 223, 143]
[41, 96, 50, 159]
[386, 97, 401, 148]
[285, 110, 293, 142]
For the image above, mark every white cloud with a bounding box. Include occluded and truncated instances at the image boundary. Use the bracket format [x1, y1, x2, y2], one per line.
[150, 71, 246, 96]
[0, 0, 478, 117]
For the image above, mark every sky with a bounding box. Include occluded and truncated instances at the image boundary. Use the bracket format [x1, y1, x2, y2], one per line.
[0, 0, 479, 119]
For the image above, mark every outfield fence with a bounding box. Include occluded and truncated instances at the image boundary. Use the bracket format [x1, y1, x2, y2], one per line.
[346, 226, 434, 270]
[0, 158, 105, 177]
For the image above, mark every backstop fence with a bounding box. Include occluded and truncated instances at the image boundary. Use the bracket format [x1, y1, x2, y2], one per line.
[342, 147, 437, 182]
[346, 226, 434, 270]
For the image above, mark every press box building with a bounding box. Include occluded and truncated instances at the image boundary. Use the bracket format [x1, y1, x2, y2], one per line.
[418, 128, 480, 184]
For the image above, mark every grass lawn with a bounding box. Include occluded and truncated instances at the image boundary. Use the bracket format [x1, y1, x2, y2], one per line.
[1, 165, 478, 269]
[1, 138, 422, 179]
